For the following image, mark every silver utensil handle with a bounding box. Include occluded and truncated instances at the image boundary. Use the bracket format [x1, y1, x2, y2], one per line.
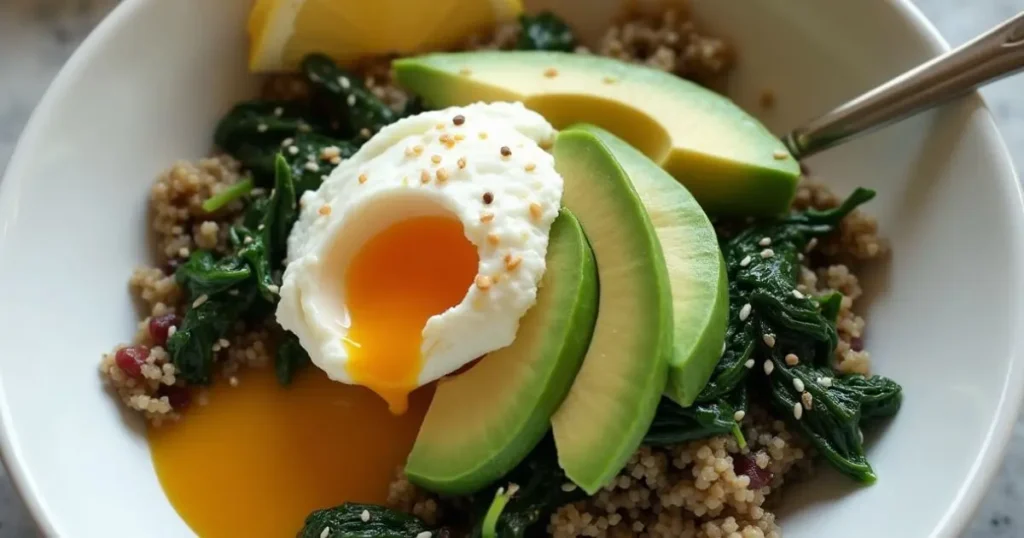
[783, 11, 1024, 160]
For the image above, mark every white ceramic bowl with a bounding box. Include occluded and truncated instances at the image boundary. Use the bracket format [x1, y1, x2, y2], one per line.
[1, 0, 1022, 536]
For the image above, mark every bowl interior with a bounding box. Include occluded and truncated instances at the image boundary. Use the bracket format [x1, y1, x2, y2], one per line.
[0, 0, 1021, 536]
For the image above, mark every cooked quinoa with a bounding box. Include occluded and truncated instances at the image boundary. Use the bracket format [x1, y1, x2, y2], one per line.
[99, 3, 889, 535]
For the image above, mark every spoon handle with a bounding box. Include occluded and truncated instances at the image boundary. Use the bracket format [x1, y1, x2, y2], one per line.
[782, 11, 1024, 160]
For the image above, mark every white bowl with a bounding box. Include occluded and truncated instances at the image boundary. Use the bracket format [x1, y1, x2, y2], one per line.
[1, 0, 1022, 536]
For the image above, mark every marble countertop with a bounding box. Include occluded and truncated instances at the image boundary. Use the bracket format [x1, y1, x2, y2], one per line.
[0, 0, 1022, 536]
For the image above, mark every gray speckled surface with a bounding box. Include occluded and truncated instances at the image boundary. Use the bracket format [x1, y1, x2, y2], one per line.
[0, 0, 1022, 536]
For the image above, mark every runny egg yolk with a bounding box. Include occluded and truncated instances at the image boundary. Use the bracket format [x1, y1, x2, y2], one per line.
[340, 215, 479, 414]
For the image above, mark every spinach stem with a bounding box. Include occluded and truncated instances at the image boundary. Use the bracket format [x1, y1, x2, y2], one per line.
[202, 177, 253, 213]
[732, 423, 747, 450]
[482, 484, 518, 538]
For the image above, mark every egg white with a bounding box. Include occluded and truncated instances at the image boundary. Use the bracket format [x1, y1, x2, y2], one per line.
[276, 102, 562, 387]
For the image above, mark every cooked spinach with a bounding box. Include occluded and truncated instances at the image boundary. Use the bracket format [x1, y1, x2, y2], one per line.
[302, 53, 397, 138]
[276, 331, 310, 386]
[166, 288, 257, 385]
[646, 388, 747, 449]
[517, 12, 576, 52]
[174, 250, 251, 298]
[298, 503, 439, 538]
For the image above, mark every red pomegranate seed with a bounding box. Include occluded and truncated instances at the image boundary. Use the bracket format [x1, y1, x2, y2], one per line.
[159, 385, 191, 410]
[850, 337, 865, 352]
[733, 453, 774, 490]
[114, 345, 150, 379]
[149, 314, 181, 347]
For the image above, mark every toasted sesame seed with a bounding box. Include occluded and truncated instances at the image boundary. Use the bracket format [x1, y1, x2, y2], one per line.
[480, 212, 494, 223]
[819, 376, 834, 388]
[740, 255, 752, 267]
[733, 410, 746, 421]
[319, 205, 332, 216]
[330, 156, 341, 165]
[529, 202, 543, 220]
[360, 510, 370, 522]
[602, 76, 618, 84]
[543, 67, 559, 78]
[478, 131, 488, 140]
[346, 95, 356, 107]
[243, 235, 253, 244]
[257, 123, 268, 133]
[212, 343, 221, 352]
[420, 170, 431, 184]
[739, 303, 752, 321]
[500, 146, 512, 157]
[193, 294, 208, 308]
[167, 326, 177, 338]
[453, 114, 466, 126]
[785, 353, 799, 366]
[415, 533, 432, 538]
[806, 238, 818, 252]
[802, 391, 814, 410]
[483, 192, 494, 204]
[257, 224, 265, 231]
[454, 133, 466, 141]
[433, 167, 448, 182]
[287, 145, 299, 155]
[759, 237, 772, 247]
[762, 334, 776, 348]
[774, 149, 789, 160]
[439, 133, 453, 144]
[525, 162, 537, 172]
[561, 483, 578, 492]
[459, 67, 472, 76]
[321, 146, 341, 160]
[798, 252, 805, 261]
[487, 233, 500, 246]
[505, 255, 522, 271]
[476, 275, 493, 290]
[431, 154, 442, 164]
[360, 128, 371, 138]
[793, 401, 803, 419]
[358, 173, 368, 184]
[436, 123, 446, 130]
[745, 359, 755, 368]
[304, 162, 320, 172]
[793, 378, 805, 392]
[281, 138, 294, 147]
[760, 248, 775, 258]
[457, 157, 467, 169]
[338, 75, 351, 89]
[763, 360, 775, 375]
[178, 247, 190, 258]
[273, 107, 284, 117]
[320, 527, 330, 538]
[413, 145, 424, 155]
[792, 289, 805, 299]
[229, 376, 239, 387]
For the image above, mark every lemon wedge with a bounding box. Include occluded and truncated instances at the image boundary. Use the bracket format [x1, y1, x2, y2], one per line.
[249, 0, 523, 72]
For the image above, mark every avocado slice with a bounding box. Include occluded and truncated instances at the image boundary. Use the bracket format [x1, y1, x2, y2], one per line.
[404, 210, 598, 495]
[393, 51, 801, 216]
[573, 124, 728, 406]
[550, 128, 673, 494]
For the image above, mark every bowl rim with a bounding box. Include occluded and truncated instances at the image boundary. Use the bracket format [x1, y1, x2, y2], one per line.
[1, 0, 1022, 536]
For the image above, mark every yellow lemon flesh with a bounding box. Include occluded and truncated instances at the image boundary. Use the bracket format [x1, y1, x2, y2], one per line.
[249, 0, 523, 72]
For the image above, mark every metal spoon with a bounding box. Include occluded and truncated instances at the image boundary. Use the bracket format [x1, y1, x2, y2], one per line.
[782, 11, 1024, 160]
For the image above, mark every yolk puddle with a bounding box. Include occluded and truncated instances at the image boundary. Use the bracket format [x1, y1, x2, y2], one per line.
[149, 367, 433, 538]
[342, 215, 479, 413]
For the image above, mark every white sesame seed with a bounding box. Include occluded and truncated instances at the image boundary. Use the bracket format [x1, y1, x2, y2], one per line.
[806, 238, 818, 252]
[774, 149, 789, 160]
[267, 284, 280, 294]
[229, 376, 239, 387]
[759, 237, 772, 247]
[218, 338, 231, 348]
[178, 247, 190, 258]
[745, 359, 755, 369]
[561, 482, 578, 492]
[304, 162, 320, 172]
[192, 294, 208, 308]
[347, 95, 357, 107]
[793, 401, 803, 419]
[273, 107, 283, 117]
[793, 378, 805, 392]
[288, 145, 299, 155]
[211, 343, 221, 352]
[798, 253, 805, 261]
[760, 248, 775, 259]
[320, 527, 330, 538]
[819, 377, 834, 388]
[740, 255, 752, 267]
[167, 326, 177, 338]
[733, 410, 746, 421]
[415, 533, 432, 538]
[802, 391, 814, 410]
[360, 510, 370, 523]
[739, 303, 752, 321]
[281, 138, 294, 147]
[338, 76, 351, 89]
[792, 289, 805, 299]
[785, 353, 799, 366]
[763, 361, 775, 375]
[257, 123, 268, 133]
[244, 235, 253, 244]
[762, 334, 776, 348]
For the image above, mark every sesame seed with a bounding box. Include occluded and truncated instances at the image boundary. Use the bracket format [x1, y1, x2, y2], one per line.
[304, 162, 320, 172]
[500, 146, 512, 157]
[431, 155, 442, 164]
[257, 123, 268, 133]
[420, 170, 431, 184]
[167, 326, 177, 338]
[525, 162, 536, 172]
[733, 410, 746, 421]
[360, 510, 370, 522]
[436, 168, 449, 182]
[802, 391, 814, 410]
[785, 353, 799, 366]
[602, 76, 618, 84]
[483, 192, 494, 204]
[453, 114, 465, 126]
[762, 334, 776, 348]
[229, 376, 239, 387]
[487, 233, 500, 246]
[529, 202, 543, 220]
[793, 378, 805, 392]
[744, 359, 755, 368]
[760, 248, 775, 258]
[459, 67, 473, 76]
[358, 173, 368, 184]
[416, 533, 432, 538]
[413, 145, 424, 155]
[346, 95, 356, 107]
[288, 145, 299, 155]
[436, 123, 446, 130]
[759, 237, 772, 247]
[338, 76, 350, 89]
[792, 289, 805, 299]
[273, 107, 283, 117]
[404, 146, 416, 157]
[774, 149, 789, 160]
[319, 205, 332, 216]
[330, 156, 341, 165]
[321, 146, 341, 160]
[819, 376, 833, 388]
[457, 157, 467, 169]
[267, 284, 280, 294]
[454, 133, 466, 141]
[763, 360, 775, 375]
[218, 338, 230, 348]
[740, 255, 752, 267]
[439, 133, 453, 144]
[281, 138, 294, 147]
[360, 128, 371, 138]
[478, 132, 488, 140]
[739, 303, 752, 321]
[243, 236, 253, 244]
[476, 275, 493, 290]
[543, 67, 559, 78]
[178, 247, 190, 258]
[561, 483, 578, 492]
[257, 224, 265, 231]
[806, 238, 818, 252]
[798, 253, 805, 261]
[793, 401, 803, 419]
[480, 212, 494, 223]
[320, 527, 330, 538]
[505, 255, 522, 271]
[192, 294, 208, 308]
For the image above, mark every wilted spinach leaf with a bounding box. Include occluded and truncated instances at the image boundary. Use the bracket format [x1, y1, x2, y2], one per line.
[517, 12, 576, 52]
[276, 331, 310, 386]
[302, 53, 397, 138]
[298, 503, 439, 538]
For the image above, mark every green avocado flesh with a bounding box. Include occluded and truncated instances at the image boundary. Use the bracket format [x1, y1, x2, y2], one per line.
[405, 211, 598, 495]
[393, 51, 801, 216]
[573, 124, 728, 407]
[550, 128, 673, 494]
